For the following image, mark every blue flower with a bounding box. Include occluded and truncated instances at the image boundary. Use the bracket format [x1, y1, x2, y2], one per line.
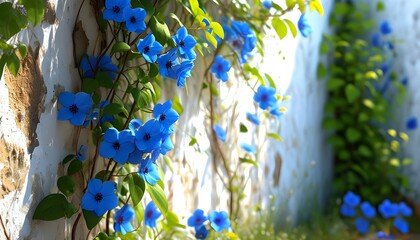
[213, 124, 226, 142]
[393, 217, 409, 234]
[360, 201, 376, 219]
[144, 201, 161, 228]
[173, 27, 197, 60]
[81, 179, 118, 216]
[371, 32, 381, 47]
[406, 117, 418, 130]
[397, 202, 412, 217]
[128, 118, 143, 133]
[127, 148, 144, 164]
[124, 8, 147, 34]
[269, 105, 283, 118]
[159, 135, 173, 155]
[138, 156, 160, 185]
[176, 60, 194, 87]
[103, 0, 130, 22]
[262, 0, 272, 9]
[377, 231, 394, 239]
[57, 91, 93, 126]
[355, 217, 369, 235]
[231, 21, 256, 63]
[253, 85, 277, 110]
[135, 119, 162, 153]
[298, 14, 312, 38]
[401, 77, 408, 86]
[76, 145, 88, 161]
[380, 20, 392, 35]
[246, 112, 260, 125]
[80, 55, 119, 79]
[99, 128, 135, 165]
[153, 100, 179, 133]
[114, 204, 135, 235]
[340, 204, 356, 217]
[209, 211, 230, 232]
[188, 209, 208, 228]
[137, 33, 163, 63]
[157, 48, 179, 80]
[343, 191, 361, 207]
[195, 225, 208, 239]
[211, 55, 231, 82]
[240, 143, 256, 154]
[379, 199, 398, 218]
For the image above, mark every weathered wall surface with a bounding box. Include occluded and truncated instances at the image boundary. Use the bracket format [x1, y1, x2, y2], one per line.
[364, 0, 420, 203]
[0, 0, 333, 239]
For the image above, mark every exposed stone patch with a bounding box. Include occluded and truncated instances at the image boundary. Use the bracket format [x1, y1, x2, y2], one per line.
[0, 138, 26, 198]
[4, 47, 47, 154]
[44, 2, 57, 25]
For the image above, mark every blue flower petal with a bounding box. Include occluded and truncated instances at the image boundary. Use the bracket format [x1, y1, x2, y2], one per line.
[57, 108, 73, 121]
[58, 91, 75, 107]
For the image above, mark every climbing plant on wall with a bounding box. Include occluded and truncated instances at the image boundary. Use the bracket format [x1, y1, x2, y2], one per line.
[319, 1, 409, 204]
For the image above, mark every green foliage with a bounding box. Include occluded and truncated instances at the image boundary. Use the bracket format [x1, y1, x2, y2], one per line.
[33, 194, 76, 220]
[18, 0, 45, 26]
[320, 1, 409, 204]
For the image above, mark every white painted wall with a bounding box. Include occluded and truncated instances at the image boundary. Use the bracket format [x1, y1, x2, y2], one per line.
[0, 0, 334, 238]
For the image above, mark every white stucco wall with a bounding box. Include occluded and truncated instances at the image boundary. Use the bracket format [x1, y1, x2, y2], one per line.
[0, 0, 334, 238]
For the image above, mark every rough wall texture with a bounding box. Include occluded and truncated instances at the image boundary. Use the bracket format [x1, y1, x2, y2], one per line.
[0, 0, 334, 239]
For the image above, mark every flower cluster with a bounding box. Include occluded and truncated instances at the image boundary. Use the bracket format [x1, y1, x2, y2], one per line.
[253, 85, 284, 119]
[103, 0, 146, 33]
[340, 191, 412, 235]
[157, 27, 196, 87]
[98, 100, 179, 185]
[371, 20, 394, 50]
[222, 20, 256, 63]
[188, 209, 231, 239]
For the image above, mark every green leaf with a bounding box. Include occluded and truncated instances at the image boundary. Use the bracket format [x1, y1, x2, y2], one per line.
[376, 1, 385, 11]
[239, 123, 248, 133]
[264, 73, 276, 89]
[189, 137, 197, 146]
[309, 0, 324, 16]
[64, 203, 77, 218]
[149, 63, 159, 78]
[172, 95, 183, 115]
[239, 157, 257, 166]
[33, 194, 69, 220]
[169, 13, 184, 27]
[67, 160, 83, 175]
[82, 78, 99, 94]
[19, 0, 45, 26]
[18, 44, 27, 58]
[357, 145, 372, 157]
[102, 103, 129, 117]
[267, 132, 283, 142]
[165, 211, 186, 228]
[146, 184, 168, 215]
[162, 156, 174, 173]
[327, 78, 345, 91]
[320, 42, 329, 54]
[284, 19, 297, 38]
[205, 31, 217, 48]
[131, 88, 148, 109]
[272, 18, 288, 40]
[57, 176, 76, 197]
[317, 63, 327, 78]
[83, 210, 102, 230]
[6, 52, 20, 76]
[62, 154, 75, 164]
[149, 16, 171, 45]
[345, 84, 360, 103]
[111, 42, 131, 55]
[0, 3, 28, 40]
[346, 128, 361, 143]
[97, 71, 114, 89]
[125, 173, 145, 207]
[210, 21, 224, 39]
